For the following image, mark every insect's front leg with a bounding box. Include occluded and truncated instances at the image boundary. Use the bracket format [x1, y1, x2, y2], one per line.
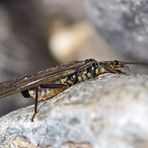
[31, 83, 67, 122]
[115, 70, 127, 74]
[102, 64, 119, 74]
[102, 64, 127, 74]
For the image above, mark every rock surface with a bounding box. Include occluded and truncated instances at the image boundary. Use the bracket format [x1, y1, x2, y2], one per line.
[87, 0, 148, 62]
[0, 74, 148, 147]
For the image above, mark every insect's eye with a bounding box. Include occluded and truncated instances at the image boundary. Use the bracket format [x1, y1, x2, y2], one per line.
[114, 60, 119, 65]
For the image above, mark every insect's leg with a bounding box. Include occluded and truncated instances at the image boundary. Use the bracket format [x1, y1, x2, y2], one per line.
[31, 87, 38, 122]
[106, 68, 127, 74]
[40, 83, 67, 89]
[103, 64, 126, 74]
[31, 84, 67, 122]
[103, 66, 119, 74]
[115, 70, 127, 74]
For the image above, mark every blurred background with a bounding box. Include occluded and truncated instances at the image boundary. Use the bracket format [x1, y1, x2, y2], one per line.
[0, 0, 147, 117]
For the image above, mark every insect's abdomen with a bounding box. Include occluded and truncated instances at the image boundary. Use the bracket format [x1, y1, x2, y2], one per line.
[22, 87, 66, 101]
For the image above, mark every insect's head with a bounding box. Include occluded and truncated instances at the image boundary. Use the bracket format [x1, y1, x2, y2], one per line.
[105, 60, 129, 72]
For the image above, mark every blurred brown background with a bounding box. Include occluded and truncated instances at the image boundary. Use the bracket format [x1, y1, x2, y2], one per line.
[0, 0, 147, 117]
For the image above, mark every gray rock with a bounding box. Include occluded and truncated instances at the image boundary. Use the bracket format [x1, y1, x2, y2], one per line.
[0, 74, 148, 147]
[86, 0, 148, 62]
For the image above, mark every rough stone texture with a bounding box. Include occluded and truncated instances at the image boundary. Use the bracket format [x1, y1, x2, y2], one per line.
[0, 74, 148, 147]
[86, 0, 148, 62]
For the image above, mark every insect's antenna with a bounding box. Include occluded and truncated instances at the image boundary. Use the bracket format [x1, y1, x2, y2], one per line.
[123, 61, 148, 66]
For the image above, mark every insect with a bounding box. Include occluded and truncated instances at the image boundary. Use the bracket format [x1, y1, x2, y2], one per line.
[0, 59, 146, 121]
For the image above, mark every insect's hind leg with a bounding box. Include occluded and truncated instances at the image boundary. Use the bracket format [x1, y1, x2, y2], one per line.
[31, 84, 67, 122]
[31, 87, 39, 122]
[40, 83, 67, 89]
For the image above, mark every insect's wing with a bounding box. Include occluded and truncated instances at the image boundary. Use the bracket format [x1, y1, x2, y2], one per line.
[0, 59, 92, 98]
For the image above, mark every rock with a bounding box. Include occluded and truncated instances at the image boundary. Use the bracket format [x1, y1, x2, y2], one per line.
[0, 74, 148, 147]
[87, 0, 148, 62]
